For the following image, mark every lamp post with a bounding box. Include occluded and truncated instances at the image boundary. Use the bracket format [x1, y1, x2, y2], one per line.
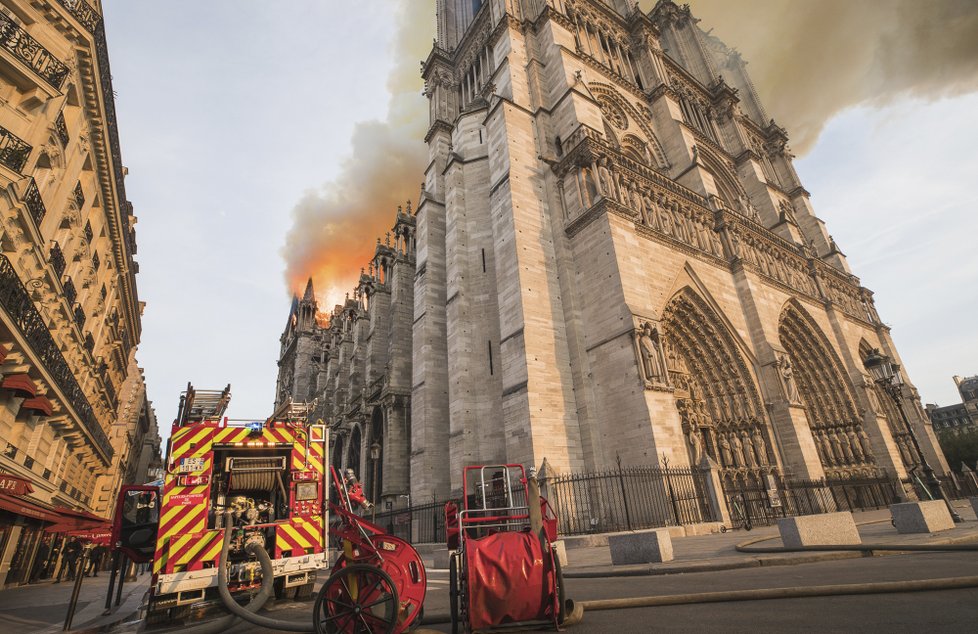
[370, 440, 381, 523]
[862, 348, 962, 522]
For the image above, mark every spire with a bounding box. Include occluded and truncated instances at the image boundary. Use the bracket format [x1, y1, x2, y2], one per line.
[302, 277, 315, 301]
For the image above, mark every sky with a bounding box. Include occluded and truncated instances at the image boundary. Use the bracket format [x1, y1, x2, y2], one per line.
[101, 1, 978, 439]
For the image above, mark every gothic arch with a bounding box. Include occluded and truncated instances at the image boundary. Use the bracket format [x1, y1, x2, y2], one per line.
[347, 424, 362, 480]
[589, 82, 669, 169]
[662, 288, 778, 485]
[779, 302, 876, 475]
[695, 144, 749, 207]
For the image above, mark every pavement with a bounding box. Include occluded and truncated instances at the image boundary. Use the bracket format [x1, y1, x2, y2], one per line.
[0, 570, 149, 634]
[558, 500, 978, 577]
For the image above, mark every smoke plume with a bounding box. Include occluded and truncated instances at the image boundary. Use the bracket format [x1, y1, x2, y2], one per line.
[281, 0, 436, 307]
[284, 0, 978, 300]
[642, 0, 978, 153]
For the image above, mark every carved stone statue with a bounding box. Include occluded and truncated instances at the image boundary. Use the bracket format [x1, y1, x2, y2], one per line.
[751, 427, 768, 465]
[731, 433, 745, 467]
[839, 429, 856, 463]
[688, 427, 703, 466]
[720, 434, 734, 467]
[820, 433, 836, 466]
[856, 426, 873, 459]
[742, 431, 757, 467]
[637, 322, 666, 384]
[846, 428, 864, 462]
[777, 354, 801, 403]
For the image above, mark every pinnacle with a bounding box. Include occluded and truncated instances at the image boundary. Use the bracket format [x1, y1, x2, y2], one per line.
[302, 277, 315, 301]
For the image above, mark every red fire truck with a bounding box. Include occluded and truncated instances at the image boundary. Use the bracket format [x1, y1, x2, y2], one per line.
[121, 384, 329, 622]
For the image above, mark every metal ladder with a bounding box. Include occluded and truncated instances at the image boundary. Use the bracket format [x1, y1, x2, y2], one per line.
[176, 382, 231, 425]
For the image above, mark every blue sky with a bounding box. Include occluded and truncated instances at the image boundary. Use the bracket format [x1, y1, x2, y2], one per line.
[102, 2, 977, 437]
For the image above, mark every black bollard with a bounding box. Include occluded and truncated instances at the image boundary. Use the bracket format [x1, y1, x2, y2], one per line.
[103, 550, 120, 615]
[63, 552, 89, 631]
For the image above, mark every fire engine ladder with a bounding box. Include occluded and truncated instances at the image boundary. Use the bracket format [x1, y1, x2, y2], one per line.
[177, 382, 231, 426]
[268, 397, 318, 424]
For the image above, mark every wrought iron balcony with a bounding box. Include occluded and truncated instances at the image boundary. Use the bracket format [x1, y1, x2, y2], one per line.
[84, 333, 94, 353]
[63, 277, 77, 305]
[0, 124, 32, 173]
[49, 242, 66, 279]
[73, 304, 86, 330]
[55, 111, 69, 146]
[24, 178, 46, 227]
[73, 181, 85, 209]
[0, 253, 112, 461]
[0, 13, 69, 90]
[58, 0, 101, 33]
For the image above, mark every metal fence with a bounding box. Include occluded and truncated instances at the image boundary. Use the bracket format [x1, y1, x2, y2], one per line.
[546, 466, 717, 535]
[722, 474, 903, 529]
[370, 501, 447, 545]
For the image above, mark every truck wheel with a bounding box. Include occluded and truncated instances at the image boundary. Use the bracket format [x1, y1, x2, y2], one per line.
[294, 581, 314, 600]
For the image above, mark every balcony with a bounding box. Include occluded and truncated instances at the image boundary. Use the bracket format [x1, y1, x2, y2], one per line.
[73, 304, 86, 330]
[63, 277, 77, 305]
[0, 13, 69, 90]
[23, 178, 46, 227]
[55, 112, 69, 146]
[58, 0, 101, 33]
[49, 242, 66, 278]
[0, 253, 112, 461]
[73, 181, 85, 209]
[0, 125, 31, 173]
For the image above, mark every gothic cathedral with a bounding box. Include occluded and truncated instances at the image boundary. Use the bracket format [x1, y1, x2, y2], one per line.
[275, 0, 948, 507]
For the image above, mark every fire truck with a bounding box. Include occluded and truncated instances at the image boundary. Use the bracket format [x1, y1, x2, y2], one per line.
[136, 384, 329, 621]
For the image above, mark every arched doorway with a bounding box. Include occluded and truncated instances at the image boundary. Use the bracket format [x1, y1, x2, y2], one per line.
[662, 289, 780, 492]
[779, 303, 876, 476]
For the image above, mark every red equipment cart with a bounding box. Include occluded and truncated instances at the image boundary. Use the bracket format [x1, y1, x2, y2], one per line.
[314, 466, 427, 634]
[444, 464, 564, 634]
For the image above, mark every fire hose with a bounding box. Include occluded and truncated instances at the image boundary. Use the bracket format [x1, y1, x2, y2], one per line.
[174, 511, 314, 633]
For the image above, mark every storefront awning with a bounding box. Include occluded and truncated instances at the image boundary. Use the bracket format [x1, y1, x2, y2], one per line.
[20, 395, 53, 416]
[0, 473, 34, 496]
[44, 506, 110, 533]
[0, 492, 62, 523]
[1, 373, 36, 398]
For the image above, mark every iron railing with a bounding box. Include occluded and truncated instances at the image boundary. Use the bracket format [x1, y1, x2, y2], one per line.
[73, 304, 86, 330]
[63, 277, 77, 305]
[73, 181, 85, 209]
[548, 466, 717, 535]
[0, 253, 112, 461]
[0, 124, 31, 173]
[49, 242, 66, 278]
[55, 111, 70, 146]
[368, 500, 448, 545]
[722, 474, 903, 529]
[24, 178, 46, 227]
[0, 13, 69, 89]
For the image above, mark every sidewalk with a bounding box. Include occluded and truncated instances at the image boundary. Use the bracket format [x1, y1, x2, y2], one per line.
[0, 570, 149, 634]
[562, 500, 978, 577]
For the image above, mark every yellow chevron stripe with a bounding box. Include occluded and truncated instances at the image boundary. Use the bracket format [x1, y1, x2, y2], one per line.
[168, 507, 205, 536]
[281, 523, 313, 549]
[171, 427, 213, 462]
[200, 538, 224, 563]
[175, 534, 215, 564]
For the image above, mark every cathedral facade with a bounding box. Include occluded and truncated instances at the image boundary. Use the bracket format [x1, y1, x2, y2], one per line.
[277, 0, 948, 509]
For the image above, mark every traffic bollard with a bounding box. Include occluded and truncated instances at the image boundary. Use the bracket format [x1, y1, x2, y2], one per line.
[103, 550, 120, 616]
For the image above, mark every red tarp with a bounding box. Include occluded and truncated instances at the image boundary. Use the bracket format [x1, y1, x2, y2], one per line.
[465, 531, 551, 631]
[0, 492, 62, 523]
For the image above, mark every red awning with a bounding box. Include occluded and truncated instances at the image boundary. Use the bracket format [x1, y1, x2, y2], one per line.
[0, 473, 34, 496]
[44, 506, 109, 533]
[20, 395, 53, 416]
[0, 492, 62, 523]
[1, 373, 36, 398]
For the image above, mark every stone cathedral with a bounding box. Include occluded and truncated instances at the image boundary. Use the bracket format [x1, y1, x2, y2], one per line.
[275, 0, 948, 508]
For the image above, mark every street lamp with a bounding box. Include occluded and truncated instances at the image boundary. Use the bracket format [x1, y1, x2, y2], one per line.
[862, 348, 962, 522]
[370, 440, 381, 522]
